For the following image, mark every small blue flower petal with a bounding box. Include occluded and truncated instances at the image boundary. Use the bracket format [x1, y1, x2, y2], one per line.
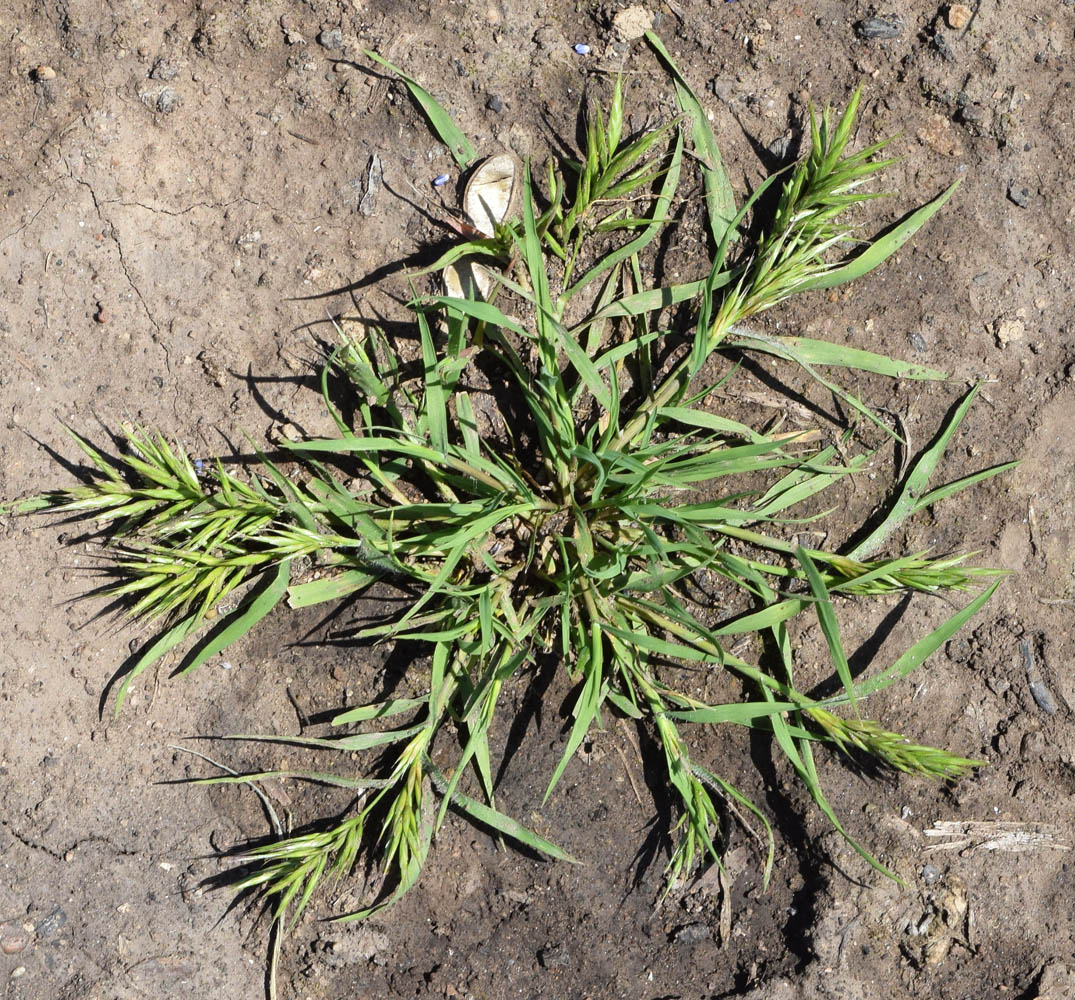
[573, 43, 590, 55]
[433, 173, 451, 187]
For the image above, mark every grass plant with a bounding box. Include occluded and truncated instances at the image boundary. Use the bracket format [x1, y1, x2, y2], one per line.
[8, 39, 1013, 933]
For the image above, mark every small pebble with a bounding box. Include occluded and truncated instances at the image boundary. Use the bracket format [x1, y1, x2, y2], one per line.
[921, 863, 940, 884]
[156, 87, 180, 114]
[1021, 730, 1046, 756]
[33, 65, 56, 81]
[854, 15, 903, 39]
[993, 316, 1025, 348]
[1029, 679, 1057, 714]
[908, 330, 928, 353]
[918, 113, 963, 156]
[533, 26, 558, 51]
[946, 3, 973, 29]
[986, 674, 1010, 696]
[486, 95, 503, 113]
[611, 5, 654, 40]
[149, 59, 178, 81]
[1007, 181, 1030, 208]
[573, 43, 591, 55]
[945, 637, 972, 663]
[673, 922, 710, 945]
[432, 173, 451, 187]
[94, 304, 108, 324]
[1020, 639, 1058, 714]
[11, 966, 26, 978]
[538, 943, 571, 968]
[1, 935, 27, 955]
[318, 28, 345, 50]
[932, 32, 955, 61]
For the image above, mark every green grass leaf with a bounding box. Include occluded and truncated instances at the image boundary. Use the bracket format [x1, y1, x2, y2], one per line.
[796, 547, 858, 713]
[427, 762, 578, 863]
[565, 131, 683, 301]
[645, 30, 736, 245]
[799, 181, 960, 292]
[287, 567, 380, 608]
[726, 329, 948, 381]
[364, 51, 477, 167]
[176, 560, 291, 676]
[114, 611, 199, 713]
[846, 579, 1002, 702]
[572, 277, 715, 330]
[332, 696, 428, 726]
[850, 384, 1015, 558]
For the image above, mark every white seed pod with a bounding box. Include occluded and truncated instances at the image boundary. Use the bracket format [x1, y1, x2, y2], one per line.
[443, 259, 493, 301]
[462, 153, 520, 238]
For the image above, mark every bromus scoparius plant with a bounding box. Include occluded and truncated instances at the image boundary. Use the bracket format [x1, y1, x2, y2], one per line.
[9, 36, 1012, 929]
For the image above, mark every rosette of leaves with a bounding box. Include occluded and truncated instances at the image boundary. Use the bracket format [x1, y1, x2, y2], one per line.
[9, 39, 1012, 928]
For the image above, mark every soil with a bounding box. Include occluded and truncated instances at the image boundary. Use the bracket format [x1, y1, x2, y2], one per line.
[1, 1, 1074, 998]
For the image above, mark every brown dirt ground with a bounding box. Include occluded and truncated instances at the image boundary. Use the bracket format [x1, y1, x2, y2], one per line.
[2, 1, 1074, 998]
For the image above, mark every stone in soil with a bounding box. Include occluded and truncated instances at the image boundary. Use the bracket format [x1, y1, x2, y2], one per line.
[672, 922, 710, 945]
[946, 3, 973, 29]
[917, 113, 963, 156]
[156, 88, 180, 114]
[538, 942, 571, 968]
[318, 28, 344, 50]
[612, 5, 654, 40]
[993, 316, 1025, 348]
[0, 922, 30, 956]
[854, 15, 903, 39]
[150, 59, 178, 81]
[1007, 181, 1030, 208]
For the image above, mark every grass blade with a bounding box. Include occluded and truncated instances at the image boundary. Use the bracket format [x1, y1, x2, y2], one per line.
[364, 51, 477, 167]
[572, 277, 715, 331]
[176, 561, 291, 676]
[796, 547, 857, 713]
[726, 329, 948, 381]
[847, 579, 1002, 702]
[427, 762, 578, 862]
[287, 568, 380, 608]
[799, 181, 960, 292]
[565, 131, 683, 301]
[645, 30, 736, 245]
[332, 697, 428, 726]
[849, 385, 1008, 558]
[115, 611, 199, 713]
